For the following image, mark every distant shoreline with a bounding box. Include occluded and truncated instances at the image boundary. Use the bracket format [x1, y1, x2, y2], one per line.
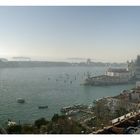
[0, 61, 127, 68]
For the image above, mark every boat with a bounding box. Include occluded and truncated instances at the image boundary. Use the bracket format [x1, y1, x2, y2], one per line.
[38, 105, 48, 109]
[61, 106, 72, 113]
[61, 104, 87, 113]
[17, 98, 25, 103]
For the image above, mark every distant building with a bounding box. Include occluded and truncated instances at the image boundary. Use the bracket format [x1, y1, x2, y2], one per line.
[135, 55, 140, 80]
[127, 55, 140, 80]
[106, 68, 131, 79]
[86, 58, 91, 65]
[12, 57, 31, 61]
[136, 81, 140, 89]
[127, 60, 135, 78]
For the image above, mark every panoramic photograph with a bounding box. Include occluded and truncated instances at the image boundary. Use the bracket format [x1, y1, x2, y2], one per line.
[0, 6, 140, 134]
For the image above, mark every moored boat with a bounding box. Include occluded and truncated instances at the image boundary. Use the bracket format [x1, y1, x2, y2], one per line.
[17, 98, 25, 103]
[38, 105, 48, 109]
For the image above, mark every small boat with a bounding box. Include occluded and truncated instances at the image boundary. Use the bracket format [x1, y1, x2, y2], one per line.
[17, 98, 25, 103]
[38, 105, 48, 109]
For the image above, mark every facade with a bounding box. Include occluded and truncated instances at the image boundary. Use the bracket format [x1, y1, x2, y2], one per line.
[86, 58, 91, 65]
[135, 55, 140, 80]
[127, 60, 135, 78]
[128, 55, 140, 80]
[106, 68, 131, 79]
[136, 81, 140, 89]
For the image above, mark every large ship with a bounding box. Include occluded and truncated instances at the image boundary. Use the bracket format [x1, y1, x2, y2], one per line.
[84, 55, 140, 86]
[84, 68, 135, 86]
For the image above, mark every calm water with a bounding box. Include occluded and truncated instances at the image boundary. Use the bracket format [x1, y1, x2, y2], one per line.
[0, 66, 135, 125]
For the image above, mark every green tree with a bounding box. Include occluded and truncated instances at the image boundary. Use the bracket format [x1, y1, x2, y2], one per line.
[21, 125, 35, 134]
[51, 114, 59, 122]
[115, 107, 128, 118]
[34, 118, 48, 129]
[7, 124, 22, 134]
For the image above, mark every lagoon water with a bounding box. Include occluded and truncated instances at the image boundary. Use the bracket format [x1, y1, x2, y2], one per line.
[0, 66, 135, 125]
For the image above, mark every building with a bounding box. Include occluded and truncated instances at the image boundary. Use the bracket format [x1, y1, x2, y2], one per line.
[136, 81, 140, 89]
[12, 57, 31, 61]
[119, 83, 140, 103]
[135, 55, 140, 80]
[84, 68, 133, 86]
[127, 60, 135, 78]
[86, 58, 91, 65]
[128, 55, 140, 80]
[106, 68, 131, 79]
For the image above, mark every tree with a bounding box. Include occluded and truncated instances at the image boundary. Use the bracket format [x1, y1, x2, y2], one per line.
[21, 125, 35, 134]
[51, 114, 59, 122]
[7, 124, 22, 134]
[34, 118, 48, 129]
[93, 99, 113, 127]
[115, 107, 128, 118]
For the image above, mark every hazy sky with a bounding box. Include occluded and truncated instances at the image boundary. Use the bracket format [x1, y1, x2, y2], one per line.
[0, 6, 140, 62]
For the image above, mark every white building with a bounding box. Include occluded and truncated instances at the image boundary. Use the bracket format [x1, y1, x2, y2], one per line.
[106, 68, 131, 79]
[136, 81, 140, 89]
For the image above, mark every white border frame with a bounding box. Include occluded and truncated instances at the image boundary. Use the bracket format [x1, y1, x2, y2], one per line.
[0, 0, 140, 6]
